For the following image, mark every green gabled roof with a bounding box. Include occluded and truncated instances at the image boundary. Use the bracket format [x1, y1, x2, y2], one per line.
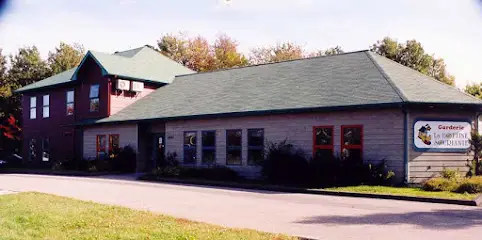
[15, 67, 78, 93]
[16, 46, 195, 93]
[97, 50, 482, 124]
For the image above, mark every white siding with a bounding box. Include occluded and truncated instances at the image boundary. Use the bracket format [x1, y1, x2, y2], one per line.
[83, 124, 138, 160]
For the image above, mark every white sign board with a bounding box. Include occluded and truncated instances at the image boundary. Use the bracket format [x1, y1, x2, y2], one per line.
[414, 120, 471, 151]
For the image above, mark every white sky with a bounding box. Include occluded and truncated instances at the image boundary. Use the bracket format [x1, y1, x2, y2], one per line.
[0, 0, 481, 88]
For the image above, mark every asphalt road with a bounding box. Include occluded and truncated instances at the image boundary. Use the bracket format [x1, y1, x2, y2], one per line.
[0, 174, 481, 240]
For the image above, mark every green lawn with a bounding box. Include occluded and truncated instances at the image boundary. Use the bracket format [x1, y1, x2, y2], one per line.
[0, 192, 295, 240]
[320, 185, 479, 200]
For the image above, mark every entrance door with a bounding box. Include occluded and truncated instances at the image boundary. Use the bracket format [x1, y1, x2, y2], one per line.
[150, 133, 165, 168]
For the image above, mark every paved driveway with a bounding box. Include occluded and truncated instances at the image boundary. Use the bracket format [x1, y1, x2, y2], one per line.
[0, 174, 481, 240]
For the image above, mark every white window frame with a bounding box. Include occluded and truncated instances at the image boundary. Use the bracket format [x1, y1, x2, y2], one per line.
[30, 96, 37, 119]
[42, 95, 50, 118]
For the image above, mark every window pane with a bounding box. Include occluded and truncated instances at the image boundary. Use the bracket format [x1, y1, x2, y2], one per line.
[43, 95, 49, 106]
[30, 108, 36, 119]
[343, 127, 362, 145]
[66, 103, 74, 115]
[248, 129, 264, 147]
[248, 149, 264, 165]
[109, 135, 120, 151]
[29, 139, 36, 161]
[90, 98, 99, 112]
[315, 127, 333, 145]
[184, 148, 196, 163]
[42, 138, 50, 162]
[227, 149, 241, 165]
[90, 85, 99, 98]
[202, 131, 215, 147]
[67, 91, 74, 103]
[184, 132, 197, 147]
[43, 106, 49, 118]
[202, 149, 216, 164]
[97, 135, 106, 151]
[227, 130, 242, 147]
[314, 149, 334, 161]
[30, 97, 36, 108]
[342, 148, 362, 162]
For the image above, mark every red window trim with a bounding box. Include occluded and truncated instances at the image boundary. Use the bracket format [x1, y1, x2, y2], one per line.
[96, 135, 106, 154]
[108, 134, 120, 153]
[312, 126, 334, 157]
[340, 125, 364, 155]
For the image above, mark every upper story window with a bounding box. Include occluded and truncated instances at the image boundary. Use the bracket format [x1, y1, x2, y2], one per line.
[42, 95, 49, 118]
[29, 96, 36, 119]
[226, 129, 242, 165]
[66, 90, 74, 115]
[89, 84, 100, 112]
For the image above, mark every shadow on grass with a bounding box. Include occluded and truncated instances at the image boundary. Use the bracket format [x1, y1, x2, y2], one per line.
[295, 208, 482, 229]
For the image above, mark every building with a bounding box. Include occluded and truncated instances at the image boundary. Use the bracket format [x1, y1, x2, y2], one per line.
[16, 46, 482, 183]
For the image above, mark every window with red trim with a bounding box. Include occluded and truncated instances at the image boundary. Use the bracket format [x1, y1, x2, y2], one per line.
[313, 126, 334, 160]
[341, 125, 363, 162]
[109, 134, 120, 154]
[96, 135, 107, 159]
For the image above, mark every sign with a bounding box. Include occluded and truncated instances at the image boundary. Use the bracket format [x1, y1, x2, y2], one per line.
[414, 120, 471, 152]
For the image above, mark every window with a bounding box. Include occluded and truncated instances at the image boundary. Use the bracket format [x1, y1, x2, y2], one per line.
[29, 139, 37, 161]
[183, 131, 197, 164]
[108, 134, 120, 155]
[96, 135, 107, 159]
[66, 90, 74, 115]
[313, 126, 334, 161]
[42, 95, 49, 118]
[226, 129, 242, 165]
[248, 129, 264, 165]
[341, 125, 363, 162]
[90, 84, 100, 112]
[202, 131, 216, 164]
[42, 138, 50, 162]
[30, 96, 36, 119]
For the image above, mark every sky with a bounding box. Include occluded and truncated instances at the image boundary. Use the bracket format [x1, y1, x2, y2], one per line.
[0, 0, 481, 88]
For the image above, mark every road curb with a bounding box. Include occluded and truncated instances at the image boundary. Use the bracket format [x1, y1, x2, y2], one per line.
[139, 177, 481, 207]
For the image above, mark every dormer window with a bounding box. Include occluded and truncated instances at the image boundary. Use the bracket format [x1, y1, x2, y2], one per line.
[89, 84, 99, 112]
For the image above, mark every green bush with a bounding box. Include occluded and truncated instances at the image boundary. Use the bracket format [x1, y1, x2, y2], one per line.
[422, 177, 459, 192]
[455, 176, 482, 194]
[441, 168, 462, 181]
[261, 139, 310, 185]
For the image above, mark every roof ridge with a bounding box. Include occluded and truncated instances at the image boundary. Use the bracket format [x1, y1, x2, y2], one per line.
[368, 51, 482, 102]
[175, 49, 371, 78]
[365, 51, 407, 102]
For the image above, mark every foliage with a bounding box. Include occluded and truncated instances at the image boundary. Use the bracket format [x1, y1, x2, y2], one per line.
[113, 145, 137, 173]
[370, 37, 455, 85]
[249, 42, 304, 64]
[422, 177, 459, 192]
[158, 33, 248, 72]
[455, 176, 482, 194]
[0, 193, 294, 240]
[307, 46, 344, 57]
[154, 151, 181, 177]
[440, 168, 463, 181]
[464, 82, 482, 99]
[467, 131, 482, 176]
[261, 139, 310, 185]
[48, 42, 84, 74]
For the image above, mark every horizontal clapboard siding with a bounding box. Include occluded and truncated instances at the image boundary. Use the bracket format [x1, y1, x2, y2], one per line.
[408, 110, 475, 183]
[83, 124, 138, 160]
[165, 109, 405, 180]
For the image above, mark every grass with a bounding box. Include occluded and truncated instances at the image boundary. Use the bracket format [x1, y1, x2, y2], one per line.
[0, 192, 295, 240]
[321, 185, 479, 200]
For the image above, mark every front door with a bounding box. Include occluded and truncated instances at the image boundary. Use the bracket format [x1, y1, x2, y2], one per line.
[150, 133, 165, 168]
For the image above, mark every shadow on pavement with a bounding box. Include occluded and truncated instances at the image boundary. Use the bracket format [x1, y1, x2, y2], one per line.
[295, 208, 482, 230]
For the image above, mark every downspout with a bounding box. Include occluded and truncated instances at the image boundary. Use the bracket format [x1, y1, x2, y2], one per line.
[403, 107, 410, 185]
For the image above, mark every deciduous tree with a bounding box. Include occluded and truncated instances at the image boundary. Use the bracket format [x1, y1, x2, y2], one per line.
[48, 42, 84, 74]
[465, 82, 482, 99]
[213, 34, 248, 70]
[307, 46, 344, 57]
[249, 42, 304, 64]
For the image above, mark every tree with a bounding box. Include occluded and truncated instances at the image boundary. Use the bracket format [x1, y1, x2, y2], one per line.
[370, 37, 455, 86]
[464, 82, 482, 99]
[213, 34, 248, 70]
[158, 33, 189, 65]
[185, 36, 216, 72]
[307, 46, 344, 57]
[249, 42, 304, 64]
[48, 42, 84, 74]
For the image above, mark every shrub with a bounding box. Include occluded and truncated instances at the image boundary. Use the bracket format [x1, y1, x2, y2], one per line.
[261, 139, 310, 185]
[467, 131, 482, 176]
[422, 177, 459, 192]
[154, 152, 181, 177]
[114, 145, 137, 173]
[455, 176, 482, 194]
[180, 166, 240, 181]
[441, 168, 463, 181]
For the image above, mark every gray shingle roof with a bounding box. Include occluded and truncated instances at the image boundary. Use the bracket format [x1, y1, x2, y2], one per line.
[16, 46, 194, 93]
[100, 50, 482, 124]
